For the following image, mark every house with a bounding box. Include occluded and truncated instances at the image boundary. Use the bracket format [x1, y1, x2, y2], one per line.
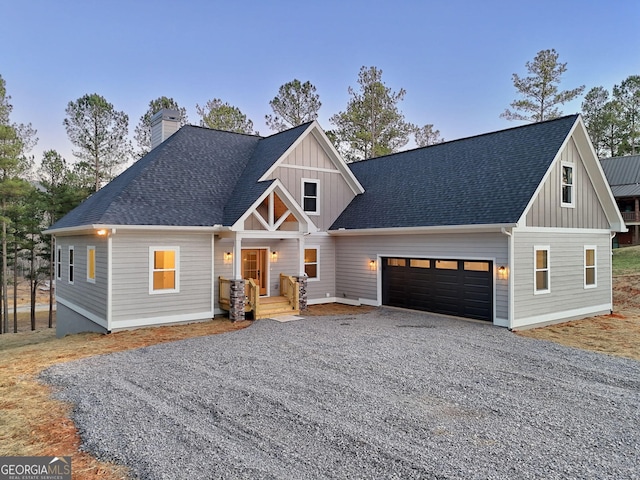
[45, 111, 625, 336]
[600, 154, 640, 245]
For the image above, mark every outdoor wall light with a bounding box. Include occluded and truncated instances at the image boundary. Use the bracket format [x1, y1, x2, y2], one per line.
[224, 252, 233, 264]
[271, 251, 278, 262]
[498, 265, 508, 279]
[369, 259, 376, 271]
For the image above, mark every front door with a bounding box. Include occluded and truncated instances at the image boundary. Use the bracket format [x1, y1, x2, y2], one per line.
[242, 249, 267, 295]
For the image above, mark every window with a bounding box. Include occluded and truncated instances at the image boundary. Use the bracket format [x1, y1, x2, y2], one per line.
[150, 247, 179, 294]
[304, 248, 318, 280]
[561, 163, 574, 207]
[410, 259, 430, 268]
[56, 246, 62, 281]
[534, 246, 550, 294]
[435, 260, 458, 270]
[464, 261, 490, 272]
[387, 258, 406, 267]
[68, 246, 74, 284]
[302, 179, 319, 215]
[87, 246, 96, 283]
[585, 246, 597, 288]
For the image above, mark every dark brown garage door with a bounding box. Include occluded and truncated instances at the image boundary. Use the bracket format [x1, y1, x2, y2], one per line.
[382, 258, 493, 321]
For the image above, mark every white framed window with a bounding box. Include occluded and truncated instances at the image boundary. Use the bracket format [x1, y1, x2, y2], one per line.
[304, 247, 319, 281]
[534, 246, 550, 294]
[584, 246, 597, 289]
[87, 246, 96, 283]
[302, 178, 320, 215]
[68, 246, 75, 285]
[56, 245, 62, 281]
[149, 247, 180, 294]
[561, 162, 575, 207]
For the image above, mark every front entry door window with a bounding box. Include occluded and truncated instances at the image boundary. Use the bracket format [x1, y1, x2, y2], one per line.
[242, 249, 267, 295]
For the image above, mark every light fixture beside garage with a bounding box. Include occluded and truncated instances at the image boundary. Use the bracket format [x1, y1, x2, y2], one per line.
[369, 259, 376, 271]
[498, 265, 508, 279]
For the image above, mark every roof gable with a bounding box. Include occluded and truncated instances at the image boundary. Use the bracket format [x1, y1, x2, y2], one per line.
[331, 115, 581, 230]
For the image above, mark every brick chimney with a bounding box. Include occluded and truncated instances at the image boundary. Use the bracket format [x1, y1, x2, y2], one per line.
[150, 109, 180, 150]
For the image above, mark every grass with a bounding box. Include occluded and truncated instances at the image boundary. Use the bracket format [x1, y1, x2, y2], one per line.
[612, 244, 640, 275]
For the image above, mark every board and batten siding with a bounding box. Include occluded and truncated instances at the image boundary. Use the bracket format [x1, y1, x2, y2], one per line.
[266, 134, 356, 231]
[512, 230, 611, 328]
[334, 233, 509, 322]
[526, 138, 608, 229]
[111, 232, 213, 326]
[55, 235, 108, 324]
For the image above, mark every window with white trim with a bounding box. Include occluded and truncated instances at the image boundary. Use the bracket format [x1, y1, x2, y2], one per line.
[87, 246, 96, 283]
[56, 245, 62, 281]
[561, 162, 574, 207]
[149, 247, 180, 294]
[68, 246, 75, 284]
[302, 179, 319, 215]
[534, 246, 550, 294]
[304, 247, 319, 280]
[584, 246, 597, 288]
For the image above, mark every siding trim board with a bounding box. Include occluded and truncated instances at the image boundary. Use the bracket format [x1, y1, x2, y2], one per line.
[513, 303, 611, 330]
[111, 310, 214, 330]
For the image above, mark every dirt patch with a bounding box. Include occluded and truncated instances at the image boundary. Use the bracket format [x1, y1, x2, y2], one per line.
[517, 275, 640, 361]
[303, 303, 376, 316]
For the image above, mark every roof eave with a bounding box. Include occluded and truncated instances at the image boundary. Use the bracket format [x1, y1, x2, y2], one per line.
[328, 223, 518, 236]
[43, 224, 232, 236]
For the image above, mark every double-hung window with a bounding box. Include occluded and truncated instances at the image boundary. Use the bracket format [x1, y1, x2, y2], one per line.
[304, 247, 319, 280]
[87, 246, 96, 283]
[534, 246, 550, 294]
[56, 246, 62, 281]
[68, 246, 75, 284]
[584, 246, 597, 288]
[302, 179, 319, 215]
[561, 163, 574, 207]
[150, 247, 179, 294]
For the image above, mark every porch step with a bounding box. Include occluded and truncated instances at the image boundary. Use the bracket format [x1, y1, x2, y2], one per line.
[254, 296, 300, 320]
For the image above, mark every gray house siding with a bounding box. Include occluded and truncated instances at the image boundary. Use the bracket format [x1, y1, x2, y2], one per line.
[334, 233, 509, 323]
[267, 135, 356, 231]
[304, 234, 337, 302]
[512, 230, 612, 329]
[55, 235, 108, 327]
[111, 231, 213, 328]
[526, 138, 609, 229]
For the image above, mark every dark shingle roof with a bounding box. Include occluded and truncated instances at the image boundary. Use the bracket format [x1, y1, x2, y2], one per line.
[600, 155, 640, 197]
[50, 122, 312, 231]
[330, 115, 579, 230]
[223, 122, 312, 224]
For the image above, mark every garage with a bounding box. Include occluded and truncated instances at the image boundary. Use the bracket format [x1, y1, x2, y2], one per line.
[382, 257, 493, 321]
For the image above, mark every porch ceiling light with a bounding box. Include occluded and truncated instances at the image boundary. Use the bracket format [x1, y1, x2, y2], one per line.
[96, 229, 108, 236]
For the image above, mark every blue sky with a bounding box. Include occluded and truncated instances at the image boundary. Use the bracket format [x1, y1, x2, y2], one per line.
[2, 0, 639, 166]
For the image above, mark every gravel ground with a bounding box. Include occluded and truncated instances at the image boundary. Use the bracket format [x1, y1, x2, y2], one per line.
[42, 309, 640, 479]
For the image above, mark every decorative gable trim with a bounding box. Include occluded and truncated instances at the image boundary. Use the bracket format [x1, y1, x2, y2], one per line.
[231, 179, 318, 233]
[259, 121, 365, 196]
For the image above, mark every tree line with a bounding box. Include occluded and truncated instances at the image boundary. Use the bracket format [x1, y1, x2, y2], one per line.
[0, 54, 637, 332]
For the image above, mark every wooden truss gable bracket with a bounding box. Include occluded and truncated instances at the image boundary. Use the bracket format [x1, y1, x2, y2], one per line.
[251, 192, 293, 232]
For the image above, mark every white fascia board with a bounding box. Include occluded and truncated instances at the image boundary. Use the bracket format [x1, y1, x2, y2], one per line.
[328, 223, 517, 236]
[231, 179, 318, 233]
[570, 117, 627, 232]
[45, 224, 230, 236]
[514, 226, 614, 234]
[258, 121, 365, 196]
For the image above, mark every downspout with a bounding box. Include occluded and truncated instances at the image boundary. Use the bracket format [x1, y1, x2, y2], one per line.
[501, 227, 514, 329]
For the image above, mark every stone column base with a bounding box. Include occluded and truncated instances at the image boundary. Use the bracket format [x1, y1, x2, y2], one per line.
[295, 276, 308, 311]
[229, 279, 246, 322]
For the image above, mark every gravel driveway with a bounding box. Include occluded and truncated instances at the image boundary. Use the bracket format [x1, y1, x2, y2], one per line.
[42, 309, 640, 479]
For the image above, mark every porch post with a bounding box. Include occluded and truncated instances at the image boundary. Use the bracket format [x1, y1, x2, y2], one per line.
[296, 235, 308, 311]
[229, 234, 246, 322]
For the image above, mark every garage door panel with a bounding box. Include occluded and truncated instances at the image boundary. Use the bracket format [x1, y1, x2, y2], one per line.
[382, 257, 492, 322]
